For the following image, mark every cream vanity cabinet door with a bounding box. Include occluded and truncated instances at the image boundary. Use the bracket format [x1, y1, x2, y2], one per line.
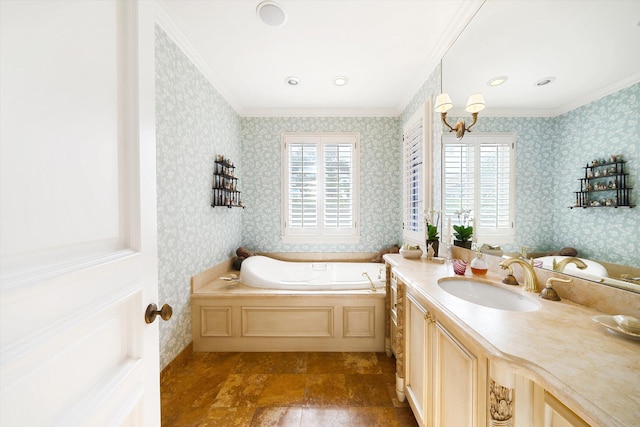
[405, 292, 434, 427]
[433, 319, 481, 427]
[543, 391, 590, 427]
[390, 268, 399, 356]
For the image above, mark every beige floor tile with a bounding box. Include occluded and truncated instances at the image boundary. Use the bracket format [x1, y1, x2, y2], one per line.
[257, 374, 306, 406]
[250, 407, 302, 427]
[342, 352, 383, 374]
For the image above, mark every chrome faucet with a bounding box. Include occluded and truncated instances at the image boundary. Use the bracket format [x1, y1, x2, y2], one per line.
[500, 257, 540, 293]
[362, 272, 377, 292]
[553, 257, 587, 273]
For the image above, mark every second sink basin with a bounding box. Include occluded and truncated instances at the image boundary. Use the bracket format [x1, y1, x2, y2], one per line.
[438, 278, 540, 312]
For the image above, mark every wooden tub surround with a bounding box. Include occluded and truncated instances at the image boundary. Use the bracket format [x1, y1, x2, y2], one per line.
[191, 255, 386, 353]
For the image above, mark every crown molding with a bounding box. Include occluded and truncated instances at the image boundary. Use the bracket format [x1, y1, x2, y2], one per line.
[154, 2, 243, 114]
[395, 0, 485, 115]
[551, 75, 640, 117]
[239, 108, 398, 118]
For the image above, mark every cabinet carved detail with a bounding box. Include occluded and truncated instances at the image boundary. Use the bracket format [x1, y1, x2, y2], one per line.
[489, 379, 514, 426]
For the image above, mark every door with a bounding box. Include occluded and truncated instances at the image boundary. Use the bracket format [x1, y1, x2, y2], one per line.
[0, 1, 160, 425]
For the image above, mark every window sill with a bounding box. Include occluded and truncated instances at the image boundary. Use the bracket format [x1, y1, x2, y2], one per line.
[281, 234, 360, 245]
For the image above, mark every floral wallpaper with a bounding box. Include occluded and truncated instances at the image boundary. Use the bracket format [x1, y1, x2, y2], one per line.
[551, 83, 638, 266]
[156, 26, 242, 369]
[240, 117, 401, 252]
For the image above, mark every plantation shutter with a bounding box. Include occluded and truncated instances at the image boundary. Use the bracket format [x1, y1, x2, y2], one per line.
[288, 141, 317, 229]
[403, 117, 423, 234]
[479, 142, 511, 230]
[324, 143, 353, 229]
[443, 141, 475, 223]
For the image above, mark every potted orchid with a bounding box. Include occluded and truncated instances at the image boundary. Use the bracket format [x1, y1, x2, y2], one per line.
[453, 209, 473, 249]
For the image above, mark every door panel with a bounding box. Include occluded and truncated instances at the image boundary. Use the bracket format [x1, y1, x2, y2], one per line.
[0, 1, 159, 425]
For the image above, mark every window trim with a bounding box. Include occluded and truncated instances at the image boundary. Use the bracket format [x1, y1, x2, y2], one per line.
[442, 132, 516, 244]
[281, 132, 360, 244]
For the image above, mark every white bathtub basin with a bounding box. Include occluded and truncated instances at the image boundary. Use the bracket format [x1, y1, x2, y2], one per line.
[438, 279, 540, 312]
[533, 256, 608, 279]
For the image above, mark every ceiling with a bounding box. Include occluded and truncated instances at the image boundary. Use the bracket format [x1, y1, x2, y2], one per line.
[443, 0, 640, 117]
[156, 0, 481, 116]
[157, 0, 640, 118]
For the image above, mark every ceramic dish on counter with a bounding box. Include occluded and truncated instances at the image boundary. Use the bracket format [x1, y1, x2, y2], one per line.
[400, 248, 423, 259]
[592, 315, 640, 340]
[612, 314, 640, 334]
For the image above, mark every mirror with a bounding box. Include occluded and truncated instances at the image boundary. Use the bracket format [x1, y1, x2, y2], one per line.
[441, 0, 640, 292]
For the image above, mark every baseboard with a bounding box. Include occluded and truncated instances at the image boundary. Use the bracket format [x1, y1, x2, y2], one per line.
[160, 341, 193, 383]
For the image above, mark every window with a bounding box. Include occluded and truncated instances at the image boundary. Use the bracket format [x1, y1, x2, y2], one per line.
[443, 133, 515, 243]
[402, 104, 432, 245]
[281, 133, 360, 243]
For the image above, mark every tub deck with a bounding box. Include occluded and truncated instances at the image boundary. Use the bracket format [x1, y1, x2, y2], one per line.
[191, 258, 386, 352]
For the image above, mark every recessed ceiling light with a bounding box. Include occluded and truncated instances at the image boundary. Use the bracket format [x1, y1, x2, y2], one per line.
[487, 76, 508, 87]
[333, 76, 349, 86]
[256, 1, 287, 27]
[285, 76, 300, 86]
[535, 77, 556, 86]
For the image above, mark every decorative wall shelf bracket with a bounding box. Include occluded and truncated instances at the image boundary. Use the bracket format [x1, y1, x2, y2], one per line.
[570, 158, 634, 209]
[212, 155, 244, 208]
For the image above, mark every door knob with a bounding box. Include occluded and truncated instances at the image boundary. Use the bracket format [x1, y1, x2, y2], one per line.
[145, 303, 173, 324]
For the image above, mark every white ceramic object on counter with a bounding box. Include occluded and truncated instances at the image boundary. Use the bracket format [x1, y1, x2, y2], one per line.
[592, 315, 640, 340]
[400, 248, 423, 259]
[612, 315, 640, 334]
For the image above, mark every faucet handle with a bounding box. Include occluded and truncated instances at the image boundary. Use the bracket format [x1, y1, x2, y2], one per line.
[540, 277, 571, 301]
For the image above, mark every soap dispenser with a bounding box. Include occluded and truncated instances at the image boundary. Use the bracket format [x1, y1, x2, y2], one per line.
[470, 249, 488, 275]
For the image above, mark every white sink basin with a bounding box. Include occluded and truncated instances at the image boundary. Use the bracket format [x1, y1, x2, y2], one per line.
[438, 279, 540, 312]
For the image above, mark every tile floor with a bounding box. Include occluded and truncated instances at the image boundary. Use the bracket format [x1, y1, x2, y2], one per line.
[161, 351, 418, 426]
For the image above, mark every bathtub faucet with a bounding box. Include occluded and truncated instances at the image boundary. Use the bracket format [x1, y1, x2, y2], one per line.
[553, 257, 587, 273]
[362, 272, 377, 292]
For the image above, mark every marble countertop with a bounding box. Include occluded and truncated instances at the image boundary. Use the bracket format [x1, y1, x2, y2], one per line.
[384, 254, 640, 427]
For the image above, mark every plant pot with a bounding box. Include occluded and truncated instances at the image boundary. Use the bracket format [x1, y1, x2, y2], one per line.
[426, 240, 439, 257]
[454, 240, 472, 249]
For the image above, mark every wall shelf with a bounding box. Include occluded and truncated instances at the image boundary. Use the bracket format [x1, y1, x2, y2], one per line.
[212, 155, 244, 208]
[570, 159, 634, 208]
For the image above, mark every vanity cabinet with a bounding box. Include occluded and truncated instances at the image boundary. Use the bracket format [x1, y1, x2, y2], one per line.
[385, 256, 635, 427]
[404, 286, 485, 427]
[571, 159, 634, 208]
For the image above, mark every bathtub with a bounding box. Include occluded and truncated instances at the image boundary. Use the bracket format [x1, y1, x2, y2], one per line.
[191, 255, 387, 352]
[534, 255, 609, 279]
[239, 255, 385, 291]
